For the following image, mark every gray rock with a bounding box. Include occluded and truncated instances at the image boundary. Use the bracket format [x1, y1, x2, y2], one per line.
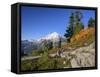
[61, 42, 95, 67]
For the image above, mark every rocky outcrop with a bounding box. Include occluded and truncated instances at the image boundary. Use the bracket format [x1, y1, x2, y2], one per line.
[60, 42, 95, 68]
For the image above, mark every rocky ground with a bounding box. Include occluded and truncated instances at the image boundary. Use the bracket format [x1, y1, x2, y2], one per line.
[60, 42, 95, 68]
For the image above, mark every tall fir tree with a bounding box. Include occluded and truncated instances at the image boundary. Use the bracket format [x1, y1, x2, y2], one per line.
[88, 17, 95, 27]
[74, 11, 84, 34]
[64, 11, 84, 42]
[64, 12, 74, 42]
[79, 22, 84, 30]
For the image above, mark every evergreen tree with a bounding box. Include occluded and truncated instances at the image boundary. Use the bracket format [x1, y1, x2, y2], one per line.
[74, 11, 83, 34]
[69, 12, 75, 33]
[64, 12, 74, 42]
[58, 38, 61, 48]
[79, 22, 84, 29]
[75, 24, 80, 34]
[75, 11, 83, 22]
[88, 17, 95, 27]
[75, 22, 84, 34]
[49, 41, 53, 49]
[64, 11, 84, 42]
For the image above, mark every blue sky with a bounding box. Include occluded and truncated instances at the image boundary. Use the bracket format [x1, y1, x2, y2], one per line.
[21, 6, 95, 40]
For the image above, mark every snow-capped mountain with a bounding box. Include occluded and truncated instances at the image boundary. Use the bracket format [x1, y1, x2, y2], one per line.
[21, 32, 67, 55]
[37, 32, 61, 42]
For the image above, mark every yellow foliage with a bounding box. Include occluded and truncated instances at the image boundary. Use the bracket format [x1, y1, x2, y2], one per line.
[71, 27, 95, 43]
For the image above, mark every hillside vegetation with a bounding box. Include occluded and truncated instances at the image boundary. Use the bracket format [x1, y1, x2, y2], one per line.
[71, 27, 95, 43]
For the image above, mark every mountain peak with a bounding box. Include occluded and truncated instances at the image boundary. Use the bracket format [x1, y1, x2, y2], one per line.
[38, 32, 60, 41]
[48, 32, 60, 38]
[49, 32, 59, 36]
